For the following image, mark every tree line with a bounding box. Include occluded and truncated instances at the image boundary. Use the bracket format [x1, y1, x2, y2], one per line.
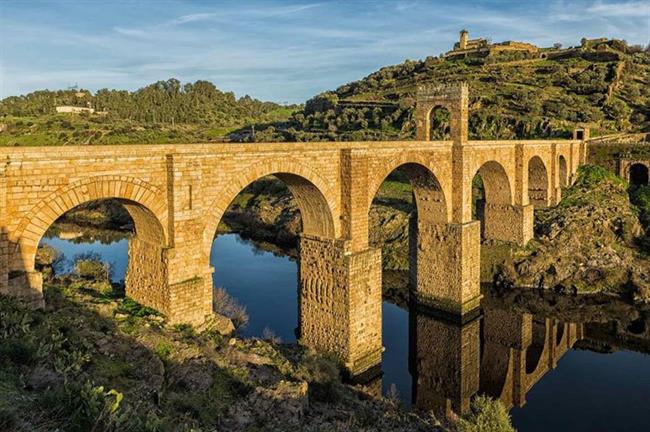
[0, 78, 296, 127]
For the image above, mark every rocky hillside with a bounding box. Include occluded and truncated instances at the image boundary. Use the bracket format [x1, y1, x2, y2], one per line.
[241, 38, 650, 142]
[498, 165, 650, 301]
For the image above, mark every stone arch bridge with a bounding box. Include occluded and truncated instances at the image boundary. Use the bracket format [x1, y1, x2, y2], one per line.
[0, 84, 586, 376]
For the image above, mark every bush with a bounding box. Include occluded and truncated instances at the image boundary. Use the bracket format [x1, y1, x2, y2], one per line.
[572, 164, 625, 189]
[173, 323, 196, 340]
[62, 381, 125, 432]
[213, 287, 249, 329]
[74, 252, 111, 282]
[457, 395, 515, 432]
[154, 341, 173, 361]
[0, 338, 37, 365]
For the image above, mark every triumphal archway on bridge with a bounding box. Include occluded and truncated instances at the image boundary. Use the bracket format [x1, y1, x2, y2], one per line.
[0, 83, 586, 376]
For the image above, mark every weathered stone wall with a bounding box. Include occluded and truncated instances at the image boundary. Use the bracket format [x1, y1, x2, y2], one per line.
[298, 235, 382, 375]
[410, 220, 481, 313]
[126, 236, 167, 311]
[483, 203, 534, 244]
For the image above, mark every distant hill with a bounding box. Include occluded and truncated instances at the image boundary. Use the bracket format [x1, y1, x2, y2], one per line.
[2, 36, 649, 146]
[0, 79, 298, 145]
[238, 37, 650, 142]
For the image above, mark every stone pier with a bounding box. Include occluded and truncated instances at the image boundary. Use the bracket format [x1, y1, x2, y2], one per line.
[483, 203, 534, 244]
[298, 235, 383, 376]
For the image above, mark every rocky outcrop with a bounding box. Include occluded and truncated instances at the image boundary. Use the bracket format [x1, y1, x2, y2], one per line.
[499, 166, 650, 301]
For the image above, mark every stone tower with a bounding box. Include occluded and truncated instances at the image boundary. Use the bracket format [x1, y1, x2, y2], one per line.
[459, 29, 469, 50]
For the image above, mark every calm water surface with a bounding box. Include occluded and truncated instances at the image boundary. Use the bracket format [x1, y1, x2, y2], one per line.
[41, 232, 650, 431]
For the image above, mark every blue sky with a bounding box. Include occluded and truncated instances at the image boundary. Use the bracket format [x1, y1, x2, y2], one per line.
[1, 0, 649, 103]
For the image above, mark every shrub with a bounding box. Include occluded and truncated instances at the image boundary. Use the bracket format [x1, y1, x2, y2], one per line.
[154, 341, 173, 361]
[64, 381, 125, 432]
[457, 395, 515, 432]
[572, 164, 625, 189]
[73, 252, 110, 282]
[213, 287, 249, 329]
[173, 323, 196, 340]
[0, 338, 37, 365]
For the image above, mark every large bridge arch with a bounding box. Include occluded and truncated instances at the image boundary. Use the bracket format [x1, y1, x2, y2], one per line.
[9, 175, 169, 311]
[474, 160, 513, 206]
[467, 154, 534, 245]
[202, 158, 339, 257]
[368, 153, 451, 224]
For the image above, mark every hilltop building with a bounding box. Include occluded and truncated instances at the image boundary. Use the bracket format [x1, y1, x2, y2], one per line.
[444, 29, 539, 59]
[55, 101, 108, 115]
[55, 106, 95, 114]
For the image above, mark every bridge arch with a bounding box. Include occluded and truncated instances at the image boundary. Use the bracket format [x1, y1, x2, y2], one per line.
[527, 156, 550, 208]
[473, 160, 513, 206]
[426, 105, 452, 141]
[203, 159, 338, 258]
[629, 162, 649, 186]
[12, 176, 168, 273]
[558, 155, 568, 188]
[369, 156, 449, 225]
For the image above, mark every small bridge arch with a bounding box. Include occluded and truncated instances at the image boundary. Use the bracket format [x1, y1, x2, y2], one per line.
[629, 162, 649, 186]
[415, 83, 469, 143]
[619, 159, 650, 187]
[527, 155, 550, 208]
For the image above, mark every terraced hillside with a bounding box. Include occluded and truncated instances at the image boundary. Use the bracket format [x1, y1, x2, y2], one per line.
[241, 38, 649, 142]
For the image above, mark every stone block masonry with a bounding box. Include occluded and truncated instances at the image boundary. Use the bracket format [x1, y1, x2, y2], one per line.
[0, 83, 587, 377]
[299, 235, 382, 376]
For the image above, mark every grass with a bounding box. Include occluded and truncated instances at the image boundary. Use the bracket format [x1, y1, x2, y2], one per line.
[114, 297, 160, 318]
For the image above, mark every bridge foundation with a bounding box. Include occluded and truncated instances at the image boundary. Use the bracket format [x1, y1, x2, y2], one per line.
[410, 220, 482, 315]
[125, 241, 214, 325]
[483, 203, 533, 245]
[4, 270, 44, 308]
[298, 235, 383, 377]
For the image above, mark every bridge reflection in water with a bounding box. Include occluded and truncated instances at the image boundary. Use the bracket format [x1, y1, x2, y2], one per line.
[359, 299, 584, 420]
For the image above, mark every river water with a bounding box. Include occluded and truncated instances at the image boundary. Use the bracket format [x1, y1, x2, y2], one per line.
[40, 231, 650, 431]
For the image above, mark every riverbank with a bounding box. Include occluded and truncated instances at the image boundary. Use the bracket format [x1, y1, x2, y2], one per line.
[0, 266, 515, 431]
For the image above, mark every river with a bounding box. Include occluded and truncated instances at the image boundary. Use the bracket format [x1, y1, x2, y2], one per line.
[40, 231, 650, 431]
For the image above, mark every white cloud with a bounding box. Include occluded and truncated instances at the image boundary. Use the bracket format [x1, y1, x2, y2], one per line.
[171, 13, 218, 25]
[587, 0, 650, 17]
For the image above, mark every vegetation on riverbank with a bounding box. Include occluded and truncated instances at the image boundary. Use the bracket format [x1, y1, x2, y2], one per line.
[1, 253, 513, 432]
